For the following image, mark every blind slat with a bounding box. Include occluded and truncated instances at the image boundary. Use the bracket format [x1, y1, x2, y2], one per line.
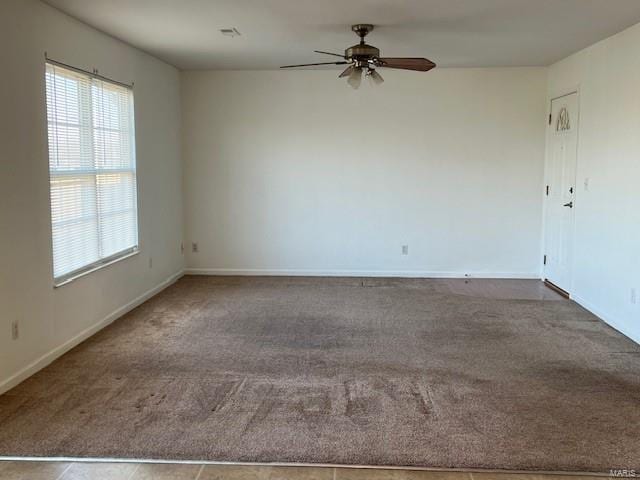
[45, 63, 138, 282]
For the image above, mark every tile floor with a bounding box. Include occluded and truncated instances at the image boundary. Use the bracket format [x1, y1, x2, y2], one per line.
[0, 462, 609, 480]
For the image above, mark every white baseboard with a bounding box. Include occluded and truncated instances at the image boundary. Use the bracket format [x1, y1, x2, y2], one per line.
[571, 294, 640, 346]
[0, 269, 184, 395]
[185, 268, 541, 279]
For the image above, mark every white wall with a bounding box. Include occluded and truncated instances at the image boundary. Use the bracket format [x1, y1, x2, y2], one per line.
[182, 68, 547, 277]
[547, 22, 640, 344]
[0, 0, 184, 392]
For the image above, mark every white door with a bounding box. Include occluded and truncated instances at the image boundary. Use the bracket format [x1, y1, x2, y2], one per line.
[543, 92, 579, 293]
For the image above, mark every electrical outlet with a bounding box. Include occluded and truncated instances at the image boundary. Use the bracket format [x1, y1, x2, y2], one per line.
[192, 242, 199, 253]
[11, 320, 19, 340]
[631, 288, 637, 305]
[401, 245, 409, 255]
[148, 257, 153, 269]
[180, 242, 184, 254]
[584, 177, 590, 191]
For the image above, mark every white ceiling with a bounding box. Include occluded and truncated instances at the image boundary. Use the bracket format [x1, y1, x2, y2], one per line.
[44, 0, 640, 70]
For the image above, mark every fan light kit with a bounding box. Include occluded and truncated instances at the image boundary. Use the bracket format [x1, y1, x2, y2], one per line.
[280, 24, 436, 88]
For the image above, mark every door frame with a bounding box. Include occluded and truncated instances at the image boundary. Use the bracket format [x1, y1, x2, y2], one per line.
[540, 87, 581, 297]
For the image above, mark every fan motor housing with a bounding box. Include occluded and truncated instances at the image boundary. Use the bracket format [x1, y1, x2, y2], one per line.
[345, 43, 380, 61]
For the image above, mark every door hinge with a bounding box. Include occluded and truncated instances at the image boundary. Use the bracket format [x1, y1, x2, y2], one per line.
[546, 185, 549, 196]
[543, 255, 547, 265]
[548, 113, 552, 125]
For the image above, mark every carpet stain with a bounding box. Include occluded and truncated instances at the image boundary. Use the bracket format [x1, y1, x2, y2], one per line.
[243, 385, 276, 432]
[343, 380, 373, 426]
[295, 391, 332, 418]
[410, 382, 435, 417]
[208, 378, 247, 413]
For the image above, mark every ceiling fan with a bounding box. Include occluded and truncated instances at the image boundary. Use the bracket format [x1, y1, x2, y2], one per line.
[280, 24, 436, 89]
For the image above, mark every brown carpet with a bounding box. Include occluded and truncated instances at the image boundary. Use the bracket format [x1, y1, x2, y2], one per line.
[1, 276, 639, 472]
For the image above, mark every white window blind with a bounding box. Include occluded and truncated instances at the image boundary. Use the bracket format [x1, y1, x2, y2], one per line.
[45, 62, 138, 285]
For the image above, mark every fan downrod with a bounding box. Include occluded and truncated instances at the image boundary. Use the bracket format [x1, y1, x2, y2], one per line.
[352, 24, 374, 42]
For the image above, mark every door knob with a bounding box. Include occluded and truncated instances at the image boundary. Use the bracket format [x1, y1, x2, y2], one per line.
[563, 201, 573, 208]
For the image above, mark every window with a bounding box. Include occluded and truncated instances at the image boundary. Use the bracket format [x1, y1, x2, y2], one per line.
[45, 62, 138, 285]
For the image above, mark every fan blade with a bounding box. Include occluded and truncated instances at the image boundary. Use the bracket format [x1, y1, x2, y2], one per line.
[377, 57, 436, 72]
[347, 67, 363, 89]
[280, 61, 349, 68]
[367, 69, 384, 85]
[314, 50, 346, 59]
[339, 65, 354, 78]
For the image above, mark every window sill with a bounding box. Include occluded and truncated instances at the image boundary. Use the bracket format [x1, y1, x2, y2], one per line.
[53, 248, 140, 288]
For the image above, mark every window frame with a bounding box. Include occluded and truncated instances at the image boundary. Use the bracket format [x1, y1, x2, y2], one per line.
[44, 59, 140, 287]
